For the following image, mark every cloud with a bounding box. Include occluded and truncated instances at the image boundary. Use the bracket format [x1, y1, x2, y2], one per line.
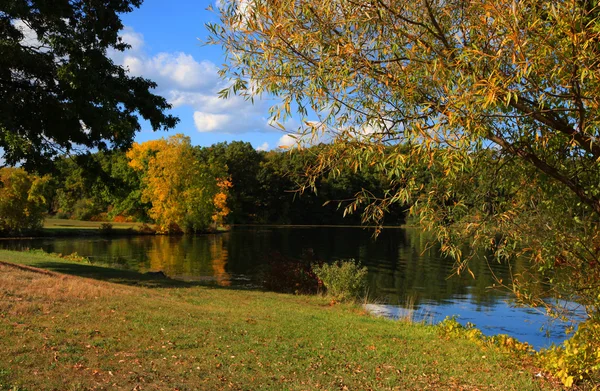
[112, 26, 273, 134]
[121, 52, 220, 92]
[193, 112, 230, 132]
[278, 134, 298, 148]
[256, 142, 269, 151]
[120, 26, 144, 52]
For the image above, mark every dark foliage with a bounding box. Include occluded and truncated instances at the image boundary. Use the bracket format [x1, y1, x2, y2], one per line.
[0, 0, 178, 169]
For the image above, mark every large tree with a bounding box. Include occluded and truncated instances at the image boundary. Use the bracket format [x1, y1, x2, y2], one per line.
[0, 0, 178, 169]
[210, 0, 600, 319]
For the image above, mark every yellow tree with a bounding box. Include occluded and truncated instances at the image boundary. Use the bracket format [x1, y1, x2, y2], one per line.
[127, 134, 228, 233]
[0, 168, 50, 234]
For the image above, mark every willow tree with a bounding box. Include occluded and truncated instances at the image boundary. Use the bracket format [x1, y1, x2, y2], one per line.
[209, 0, 600, 318]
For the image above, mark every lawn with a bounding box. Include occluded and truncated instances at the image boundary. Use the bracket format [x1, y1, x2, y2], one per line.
[0, 250, 558, 390]
[44, 218, 143, 230]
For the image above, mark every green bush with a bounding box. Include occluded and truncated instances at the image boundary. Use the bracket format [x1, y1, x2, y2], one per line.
[312, 259, 368, 301]
[72, 198, 101, 221]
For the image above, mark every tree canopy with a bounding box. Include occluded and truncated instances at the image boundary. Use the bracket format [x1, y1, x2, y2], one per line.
[210, 0, 600, 320]
[0, 167, 50, 234]
[0, 0, 178, 169]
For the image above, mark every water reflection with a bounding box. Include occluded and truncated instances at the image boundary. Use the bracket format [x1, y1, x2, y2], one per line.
[0, 226, 578, 347]
[365, 295, 577, 350]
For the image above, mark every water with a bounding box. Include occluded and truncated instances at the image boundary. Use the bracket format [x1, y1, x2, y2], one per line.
[0, 226, 581, 349]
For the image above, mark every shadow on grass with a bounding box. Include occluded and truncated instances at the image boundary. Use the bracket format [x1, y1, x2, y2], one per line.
[31, 261, 250, 291]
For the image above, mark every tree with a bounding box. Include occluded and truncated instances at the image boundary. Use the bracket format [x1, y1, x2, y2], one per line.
[0, 167, 50, 234]
[51, 151, 148, 221]
[197, 141, 263, 223]
[1, 0, 178, 169]
[210, 1, 600, 320]
[127, 134, 229, 233]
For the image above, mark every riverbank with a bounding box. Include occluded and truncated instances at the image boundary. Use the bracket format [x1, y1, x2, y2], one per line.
[0, 250, 557, 390]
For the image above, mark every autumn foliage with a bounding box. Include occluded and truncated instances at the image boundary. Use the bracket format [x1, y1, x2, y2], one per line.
[127, 134, 230, 233]
[0, 168, 50, 235]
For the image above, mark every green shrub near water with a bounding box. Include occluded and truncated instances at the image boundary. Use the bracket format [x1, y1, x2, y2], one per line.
[312, 259, 368, 301]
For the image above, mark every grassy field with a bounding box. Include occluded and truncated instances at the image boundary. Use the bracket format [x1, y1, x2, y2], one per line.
[0, 250, 558, 390]
[43, 218, 144, 230]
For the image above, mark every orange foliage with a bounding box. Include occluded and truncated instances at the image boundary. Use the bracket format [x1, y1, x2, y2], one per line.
[211, 178, 232, 226]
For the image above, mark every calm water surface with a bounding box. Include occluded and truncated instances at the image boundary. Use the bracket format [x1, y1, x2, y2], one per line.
[1, 226, 581, 349]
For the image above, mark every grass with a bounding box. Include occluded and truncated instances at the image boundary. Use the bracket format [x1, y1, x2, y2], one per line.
[0, 249, 559, 391]
[43, 218, 145, 230]
[0, 219, 147, 240]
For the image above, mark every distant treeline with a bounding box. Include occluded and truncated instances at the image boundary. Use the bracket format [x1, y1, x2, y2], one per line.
[0, 135, 407, 234]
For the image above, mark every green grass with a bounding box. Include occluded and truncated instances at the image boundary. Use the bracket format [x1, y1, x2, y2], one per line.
[44, 218, 144, 230]
[0, 249, 558, 390]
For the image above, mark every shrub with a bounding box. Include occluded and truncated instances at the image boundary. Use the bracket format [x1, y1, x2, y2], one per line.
[312, 259, 368, 302]
[112, 215, 129, 223]
[538, 320, 600, 388]
[54, 211, 69, 219]
[72, 198, 101, 221]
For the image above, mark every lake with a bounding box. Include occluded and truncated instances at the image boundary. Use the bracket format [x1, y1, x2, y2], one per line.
[0, 226, 580, 349]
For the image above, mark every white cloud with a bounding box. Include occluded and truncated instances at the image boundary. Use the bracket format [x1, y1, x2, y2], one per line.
[112, 26, 274, 134]
[121, 51, 220, 92]
[193, 109, 269, 133]
[278, 134, 298, 148]
[120, 26, 144, 52]
[193, 112, 231, 132]
[256, 142, 269, 151]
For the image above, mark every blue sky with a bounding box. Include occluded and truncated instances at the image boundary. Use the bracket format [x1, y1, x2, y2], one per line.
[115, 0, 297, 151]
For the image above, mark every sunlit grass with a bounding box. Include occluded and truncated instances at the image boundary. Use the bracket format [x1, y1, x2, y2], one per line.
[0, 250, 557, 390]
[43, 218, 144, 231]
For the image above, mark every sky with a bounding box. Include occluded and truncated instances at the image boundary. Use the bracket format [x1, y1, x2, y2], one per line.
[115, 0, 296, 151]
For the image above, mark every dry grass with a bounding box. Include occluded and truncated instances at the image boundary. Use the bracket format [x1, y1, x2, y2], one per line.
[0, 263, 124, 316]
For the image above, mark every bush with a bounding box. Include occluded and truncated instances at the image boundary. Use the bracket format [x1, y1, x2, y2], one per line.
[539, 320, 600, 388]
[312, 259, 368, 302]
[54, 211, 69, 219]
[72, 198, 101, 221]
